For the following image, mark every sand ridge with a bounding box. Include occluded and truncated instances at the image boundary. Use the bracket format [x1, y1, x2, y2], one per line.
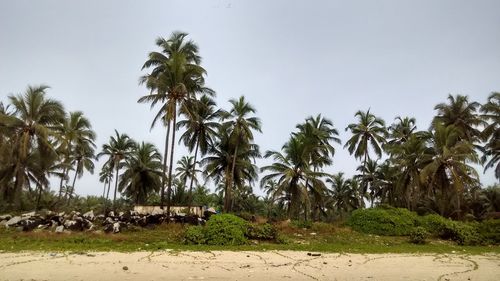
[1, 251, 499, 280]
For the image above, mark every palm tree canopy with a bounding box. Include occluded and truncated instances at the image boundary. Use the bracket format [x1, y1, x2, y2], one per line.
[345, 109, 387, 160]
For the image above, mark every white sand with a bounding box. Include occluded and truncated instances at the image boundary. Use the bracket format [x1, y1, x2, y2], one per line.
[1, 251, 499, 281]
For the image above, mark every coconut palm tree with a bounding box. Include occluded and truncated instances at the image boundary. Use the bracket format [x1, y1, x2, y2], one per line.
[97, 130, 136, 211]
[345, 109, 386, 204]
[260, 135, 328, 219]
[387, 116, 417, 145]
[480, 92, 500, 179]
[177, 95, 220, 212]
[433, 94, 485, 143]
[420, 124, 480, 218]
[99, 164, 113, 202]
[0, 85, 65, 205]
[175, 155, 201, 197]
[202, 126, 260, 212]
[326, 173, 361, 219]
[119, 142, 162, 205]
[139, 32, 213, 215]
[221, 96, 262, 211]
[66, 141, 95, 205]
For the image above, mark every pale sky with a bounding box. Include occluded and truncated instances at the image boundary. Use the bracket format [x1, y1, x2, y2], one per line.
[0, 0, 499, 197]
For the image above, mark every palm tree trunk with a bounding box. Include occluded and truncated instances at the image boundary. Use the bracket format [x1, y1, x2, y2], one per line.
[113, 162, 119, 211]
[105, 180, 111, 214]
[35, 184, 42, 211]
[166, 109, 178, 219]
[362, 150, 368, 208]
[228, 140, 240, 213]
[187, 140, 200, 215]
[58, 166, 67, 199]
[160, 121, 171, 209]
[67, 160, 80, 206]
[224, 166, 232, 212]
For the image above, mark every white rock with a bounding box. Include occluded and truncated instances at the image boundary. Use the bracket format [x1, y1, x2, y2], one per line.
[5, 216, 22, 226]
[55, 225, 64, 233]
[83, 210, 95, 220]
[113, 222, 120, 233]
[21, 211, 35, 218]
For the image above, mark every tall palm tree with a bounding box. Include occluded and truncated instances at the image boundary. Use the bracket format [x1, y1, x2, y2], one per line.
[119, 142, 162, 205]
[66, 141, 95, 205]
[202, 126, 260, 212]
[175, 155, 201, 195]
[222, 96, 262, 211]
[97, 130, 136, 211]
[345, 109, 386, 203]
[0, 85, 65, 205]
[177, 95, 220, 212]
[433, 94, 485, 143]
[480, 92, 500, 179]
[139, 32, 213, 215]
[99, 164, 113, 202]
[421, 124, 480, 218]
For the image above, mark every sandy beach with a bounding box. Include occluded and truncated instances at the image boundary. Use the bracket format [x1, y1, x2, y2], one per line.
[1, 251, 499, 281]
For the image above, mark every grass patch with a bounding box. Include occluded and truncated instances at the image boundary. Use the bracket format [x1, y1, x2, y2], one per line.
[1, 222, 498, 254]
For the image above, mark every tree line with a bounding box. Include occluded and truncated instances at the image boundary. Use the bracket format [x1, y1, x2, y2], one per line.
[0, 32, 498, 220]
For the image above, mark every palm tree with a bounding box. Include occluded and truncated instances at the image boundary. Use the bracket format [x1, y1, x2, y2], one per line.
[0, 85, 65, 205]
[326, 173, 360, 219]
[177, 95, 220, 212]
[202, 126, 260, 212]
[119, 142, 162, 205]
[420, 124, 480, 218]
[387, 116, 417, 145]
[139, 32, 213, 215]
[433, 94, 485, 143]
[345, 109, 386, 203]
[97, 130, 136, 211]
[260, 135, 328, 219]
[175, 156, 201, 197]
[480, 92, 499, 179]
[99, 164, 113, 202]
[66, 141, 95, 205]
[222, 96, 262, 211]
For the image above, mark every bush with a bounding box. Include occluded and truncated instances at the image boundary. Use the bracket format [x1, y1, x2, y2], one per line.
[409, 227, 428, 244]
[247, 223, 277, 240]
[417, 215, 482, 245]
[184, 226, 206, 244]
[477, 220, 500, 245]
[204, 214, 249, 245]
[291, 220, 313, 229]
[348, 207, 418, 236]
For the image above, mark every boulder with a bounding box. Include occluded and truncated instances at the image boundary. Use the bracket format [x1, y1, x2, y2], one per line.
[112, 222, 121, 233]
[64, 220, 83, 231]
[5, 216, 22, 226]
[0, 214, 12, 221]
[21, 211, 36, 218]
[83, 210, 95, 220]
[55, 225, 64, 233]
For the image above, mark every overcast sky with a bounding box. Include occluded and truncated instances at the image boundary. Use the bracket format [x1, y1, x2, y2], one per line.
[0, 0, 499, 197]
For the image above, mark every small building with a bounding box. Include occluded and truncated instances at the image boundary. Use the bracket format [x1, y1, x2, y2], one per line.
[133, 205, 205, 217]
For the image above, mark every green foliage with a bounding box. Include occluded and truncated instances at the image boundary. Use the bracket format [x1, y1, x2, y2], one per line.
[477, 220, 500, 245]
[184, 226, 206, 245]
[291, 220, 313, 229]
[204, 214, 249, 245]
[247, 223, 277, 240]
[417, 214, 483, 245]
[409, 227, 428, 244]
[348, 207, 418, 236]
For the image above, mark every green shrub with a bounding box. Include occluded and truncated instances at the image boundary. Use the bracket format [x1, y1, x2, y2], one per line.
[477, 220, 500, 245]
[247, 223, 277, 240]
[409, 227, 428, 244]
[291, 220, 313, 229]
[184, 226, 206, 245]
[204, 214, 249, 245]
[417, 215, 482, 245]
[348, 207, 418, 236]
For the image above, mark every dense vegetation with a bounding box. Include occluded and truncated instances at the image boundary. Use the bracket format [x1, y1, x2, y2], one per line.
[0, 32, 499, 225]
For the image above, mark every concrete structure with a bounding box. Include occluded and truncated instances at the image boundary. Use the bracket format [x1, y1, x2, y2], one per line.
[133, 205, 205, 217]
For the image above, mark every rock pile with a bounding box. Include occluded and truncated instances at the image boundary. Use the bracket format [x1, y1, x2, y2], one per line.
[0, 210, 204, 233]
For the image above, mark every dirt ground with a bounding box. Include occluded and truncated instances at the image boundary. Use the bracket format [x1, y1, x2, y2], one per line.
[1, 251, 499, 281]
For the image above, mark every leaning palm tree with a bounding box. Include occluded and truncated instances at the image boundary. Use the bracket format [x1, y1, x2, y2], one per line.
[97, 130, 136, 211]
[345, 109, 386, 202]
[99, 164, 113, 202]
[480, 92, 500, 179]
[139, 32, 213, 215]
[119, 142, 162, 205]
[222, 96, 262, 211]
[66, 142, 96, 205]
[177, 95, 220, 212]
[0, 85, 65, 205]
